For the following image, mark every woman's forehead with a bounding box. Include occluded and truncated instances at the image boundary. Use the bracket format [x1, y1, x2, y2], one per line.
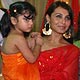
[53, 7, 69, 15]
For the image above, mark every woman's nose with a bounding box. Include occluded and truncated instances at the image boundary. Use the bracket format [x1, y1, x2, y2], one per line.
[61, 18, 66, 24]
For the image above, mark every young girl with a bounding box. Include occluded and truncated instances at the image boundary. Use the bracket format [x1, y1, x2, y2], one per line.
[0, 1, 42, 80]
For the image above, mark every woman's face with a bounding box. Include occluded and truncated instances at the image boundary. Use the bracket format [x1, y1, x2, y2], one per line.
[46, 7, 71, 34]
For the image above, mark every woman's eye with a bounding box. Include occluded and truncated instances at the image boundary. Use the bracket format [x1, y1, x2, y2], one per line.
[56, 15, 62, 18]
[65, 16, 70, 20]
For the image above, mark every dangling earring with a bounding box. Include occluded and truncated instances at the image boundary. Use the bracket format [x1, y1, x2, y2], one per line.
[63, 29, 71, 39]
[42, 22, 52, 35]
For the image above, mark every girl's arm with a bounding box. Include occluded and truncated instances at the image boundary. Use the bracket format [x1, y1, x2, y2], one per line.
[15, 33, 43, 63]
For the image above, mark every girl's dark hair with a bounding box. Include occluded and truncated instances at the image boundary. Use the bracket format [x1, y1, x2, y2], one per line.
[0, 1, 36, 37]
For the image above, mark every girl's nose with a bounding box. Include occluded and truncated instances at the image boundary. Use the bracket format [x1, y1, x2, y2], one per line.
[29, 19, 33, 25]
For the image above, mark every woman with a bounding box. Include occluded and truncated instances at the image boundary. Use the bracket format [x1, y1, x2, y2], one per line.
[36, 1, 79, 80]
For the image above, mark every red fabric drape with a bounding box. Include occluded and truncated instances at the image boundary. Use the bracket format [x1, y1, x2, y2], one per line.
[45, 0, 54, 11]
[40, 0, 54, 32]
[71, 0, 79, 33]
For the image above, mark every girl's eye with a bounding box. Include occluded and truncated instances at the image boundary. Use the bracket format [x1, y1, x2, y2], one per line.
[23, 18, 29, 22]
[23, 16, 35, 22]
[24, 18, 28, 21]
[23, 15, 30, 21]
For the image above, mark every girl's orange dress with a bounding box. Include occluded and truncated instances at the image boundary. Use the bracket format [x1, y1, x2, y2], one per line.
[1, 52, 40, 80]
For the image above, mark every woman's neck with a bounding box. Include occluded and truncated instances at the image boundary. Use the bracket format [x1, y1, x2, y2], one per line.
[44, 32, 69, 46]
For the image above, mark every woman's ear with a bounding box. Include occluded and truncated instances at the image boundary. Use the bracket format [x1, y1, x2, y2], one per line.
[46, 14, 50, 22]
[10, 17, 17, 25]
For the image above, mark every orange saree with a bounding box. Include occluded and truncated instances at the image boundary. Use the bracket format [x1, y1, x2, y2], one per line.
[1, 52, 40, 80]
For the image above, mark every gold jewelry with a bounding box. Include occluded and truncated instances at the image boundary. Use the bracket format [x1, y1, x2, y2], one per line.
[63, 29, 71, 39]
[42, 22, 52, 35]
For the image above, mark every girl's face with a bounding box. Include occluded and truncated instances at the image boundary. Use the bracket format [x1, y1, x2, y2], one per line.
[13, 13, 35, 33]
[46, 7, 71, 34]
